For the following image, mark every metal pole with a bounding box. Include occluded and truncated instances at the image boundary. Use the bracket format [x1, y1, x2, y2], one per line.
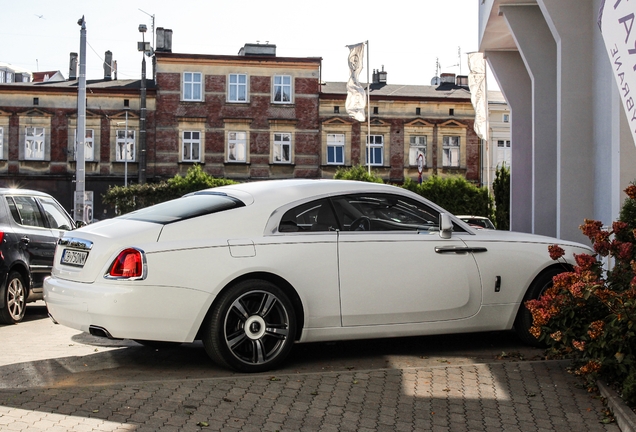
[366, 40, 370, 175]
[124, 109, 128, 187]
[74, 16, 86, 223]
[139, 39, 147, 184]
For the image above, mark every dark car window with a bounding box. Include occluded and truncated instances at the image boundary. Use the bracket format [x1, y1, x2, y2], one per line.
[38, 197, 74, 230]
[118, 193, 245, 224]
[8, 196, 46, 228]
[330, 193, 441, 232]
[279, 199, 339, 232]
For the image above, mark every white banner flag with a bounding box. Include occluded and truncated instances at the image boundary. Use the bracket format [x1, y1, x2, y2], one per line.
[346, 42, 366, 122]
[599, 0, 636, 146]
[468, 52, 489, 142]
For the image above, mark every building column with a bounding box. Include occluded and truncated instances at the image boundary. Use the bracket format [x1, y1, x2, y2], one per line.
[486, 51, 532, 233]
[539, 0, 595, 242]
[501, 4, 558, 237]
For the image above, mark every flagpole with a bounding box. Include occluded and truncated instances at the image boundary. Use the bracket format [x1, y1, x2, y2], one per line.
[366, 40, 370, 175]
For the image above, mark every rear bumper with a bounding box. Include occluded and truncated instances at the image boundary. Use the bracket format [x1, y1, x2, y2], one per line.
[43, 276, 212, 343]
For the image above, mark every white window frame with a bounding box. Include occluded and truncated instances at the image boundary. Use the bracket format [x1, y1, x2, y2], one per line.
[182, 131, 201, 162]
[503, 113, 510, 123]
[227, 131, 247, 163]
[0, 71, 5, 83]
[327, 133, 345, 165]
[0, 127, 3, 159]
[442, 136, 460, 167]
[273, 75, 292, 103]
[6, 72, 13, 83]
[228, 73, 247, 102]
[409, 136, 427, 166]
[74, 129, 95, 161]
[24, 127, 45, 160]
[366, 135, 384, 166]
[497, 139, 511, 167]
[116, 129, 136, 162]
[273, 133, 292, 163]
[183, 72, 202, 101]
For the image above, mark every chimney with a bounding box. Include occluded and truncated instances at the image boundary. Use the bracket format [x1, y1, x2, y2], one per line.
[440, 73, 456, 84]
[372, 66, 388, 85]
[104, 51, 112, 80]
[113, 60, 118, 80]
[156, 27, 173, 52]
[238, 42, 276, 56]
[69, 52, 78, 80]
[456, 75, 468, 87]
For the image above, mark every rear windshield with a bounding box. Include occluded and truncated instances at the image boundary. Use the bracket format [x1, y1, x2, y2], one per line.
[118, 192, 244, 224]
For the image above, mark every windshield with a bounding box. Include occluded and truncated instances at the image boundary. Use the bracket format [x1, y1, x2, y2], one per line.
[118, 193, 244, 224]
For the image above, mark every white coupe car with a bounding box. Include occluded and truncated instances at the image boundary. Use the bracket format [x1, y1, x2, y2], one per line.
[44, 180, 590, 372]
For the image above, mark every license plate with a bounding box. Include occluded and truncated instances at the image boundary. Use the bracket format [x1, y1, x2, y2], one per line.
[61, 249, 88, 267]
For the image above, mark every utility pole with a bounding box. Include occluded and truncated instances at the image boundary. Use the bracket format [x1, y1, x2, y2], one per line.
[74, 16, 86, 223]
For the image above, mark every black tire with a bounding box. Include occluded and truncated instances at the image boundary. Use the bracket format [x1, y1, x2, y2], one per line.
[202, 279, 297, 373]
[514, 268, 563, 346]
[0, 271, 27, 324]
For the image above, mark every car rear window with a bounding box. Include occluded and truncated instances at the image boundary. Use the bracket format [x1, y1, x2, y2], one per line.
[118, 192, 244, 224]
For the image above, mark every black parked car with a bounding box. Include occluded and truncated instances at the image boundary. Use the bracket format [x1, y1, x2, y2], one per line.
[0, 189, 75, 324]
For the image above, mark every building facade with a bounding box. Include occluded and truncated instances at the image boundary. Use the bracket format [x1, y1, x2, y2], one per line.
[152, 41, 322, 181]
[0, 34, 497, 219]
[320, 72, 481, 184]
[0, 76, 156, 218]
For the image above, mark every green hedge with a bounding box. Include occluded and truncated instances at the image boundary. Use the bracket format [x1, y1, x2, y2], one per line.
[103, 165, 237, 214]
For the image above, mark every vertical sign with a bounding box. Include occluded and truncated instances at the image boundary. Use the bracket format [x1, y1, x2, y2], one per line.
[599, 0, 636, 145]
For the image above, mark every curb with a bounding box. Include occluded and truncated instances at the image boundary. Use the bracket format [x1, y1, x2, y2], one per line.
[598, 380, 636, 432]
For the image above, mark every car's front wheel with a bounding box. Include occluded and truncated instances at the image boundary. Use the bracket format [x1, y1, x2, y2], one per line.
[514, 268, 563, 346]
[0, 271, 27, 324]
[203, 279, 297, 372]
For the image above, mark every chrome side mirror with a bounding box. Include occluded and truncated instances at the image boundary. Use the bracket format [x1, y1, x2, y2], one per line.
[439, 213, 453, 239]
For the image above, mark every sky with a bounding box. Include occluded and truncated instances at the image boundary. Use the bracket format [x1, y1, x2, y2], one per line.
[1, 0, 481, 86]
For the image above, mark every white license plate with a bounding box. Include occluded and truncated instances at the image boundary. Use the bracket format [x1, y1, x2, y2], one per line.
[61, 249, 88, 267]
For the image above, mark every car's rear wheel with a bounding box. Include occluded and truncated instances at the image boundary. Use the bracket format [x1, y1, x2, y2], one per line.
[0, 272, 27, 324]
[203, 279, 297, 372]
[514, 268, 563, 346]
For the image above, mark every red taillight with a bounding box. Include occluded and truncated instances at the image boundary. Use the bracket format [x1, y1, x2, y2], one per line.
[0, 231, 4, 243]
[108, 248, 144, 278]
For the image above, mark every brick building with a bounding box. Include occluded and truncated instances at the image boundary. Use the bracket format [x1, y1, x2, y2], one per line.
[320, 71, 479, 183]
[0, 32, 483, 218]
[0, 72, 156, 218]
[152, 38, 322, 181]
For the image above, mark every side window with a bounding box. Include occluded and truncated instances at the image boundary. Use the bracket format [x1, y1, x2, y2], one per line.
[332, 193, 441, 232]
[278, 199, 339, 232]
[228, 74, 247, 102]
[9, 196, 46, 228]
[273, 75, 292, 103]
[183, 72, 203, 101]
[38, 197, 73, 230]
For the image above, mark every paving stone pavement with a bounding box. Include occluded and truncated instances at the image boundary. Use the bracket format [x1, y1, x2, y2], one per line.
[0, 360, 620, 432]
[0, 304, 623, 431]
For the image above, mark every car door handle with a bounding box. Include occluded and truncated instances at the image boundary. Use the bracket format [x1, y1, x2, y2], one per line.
[435, 246, 487, 254]
[20, 236, 30, 245]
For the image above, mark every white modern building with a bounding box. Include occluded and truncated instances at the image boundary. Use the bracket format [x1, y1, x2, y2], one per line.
[479, 0, 636, 243]
[482, 90, 511, 194]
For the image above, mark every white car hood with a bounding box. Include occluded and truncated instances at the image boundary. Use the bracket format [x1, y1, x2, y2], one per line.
[52, 218, 164, 283]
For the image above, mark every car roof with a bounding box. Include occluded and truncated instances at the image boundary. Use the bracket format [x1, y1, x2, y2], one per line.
[0, 188, 53, 197]
[211, 179, 411, 209]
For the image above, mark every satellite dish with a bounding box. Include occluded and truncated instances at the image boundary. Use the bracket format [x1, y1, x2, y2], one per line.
[430, 76, 440, 85]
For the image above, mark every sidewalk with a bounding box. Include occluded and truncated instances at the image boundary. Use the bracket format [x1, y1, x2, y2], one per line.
[0, 360, 621, 432]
